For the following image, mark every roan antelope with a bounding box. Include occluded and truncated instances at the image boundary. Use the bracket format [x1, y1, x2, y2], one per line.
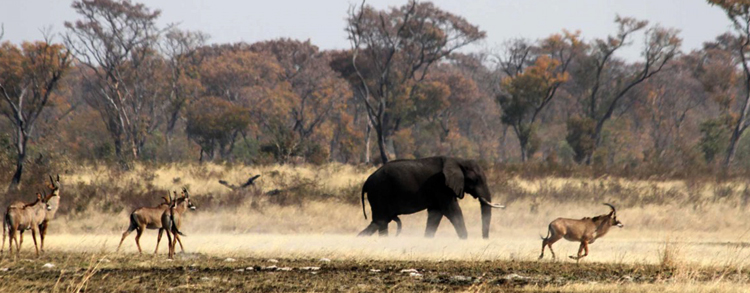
[1, 175, 61, 254]
[539, 203, 623, 261]
[39, 175, 62, 252]
[162, 187, 196, 259]
[3, 192, 51, 257]
[116, 192, 174, 254]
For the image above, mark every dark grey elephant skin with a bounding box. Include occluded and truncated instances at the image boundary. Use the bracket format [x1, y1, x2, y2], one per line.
[358, 156, 505, 239]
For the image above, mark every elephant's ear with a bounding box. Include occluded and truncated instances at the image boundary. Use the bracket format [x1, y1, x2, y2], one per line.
[443, 159, 464, 199]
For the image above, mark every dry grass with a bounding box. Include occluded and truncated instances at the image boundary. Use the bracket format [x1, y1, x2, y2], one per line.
[3, 162, 750, 291]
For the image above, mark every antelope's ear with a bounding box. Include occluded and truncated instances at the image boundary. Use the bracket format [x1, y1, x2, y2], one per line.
[443, 158, 464, 199]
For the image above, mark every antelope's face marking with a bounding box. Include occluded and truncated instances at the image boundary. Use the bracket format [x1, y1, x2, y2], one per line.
[613, 217, 623, 228]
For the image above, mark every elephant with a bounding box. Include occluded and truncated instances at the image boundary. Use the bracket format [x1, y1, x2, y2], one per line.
[358, 156, 505, 239]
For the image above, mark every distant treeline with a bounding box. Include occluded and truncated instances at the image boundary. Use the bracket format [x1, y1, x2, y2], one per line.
[1, 0, 750, 187]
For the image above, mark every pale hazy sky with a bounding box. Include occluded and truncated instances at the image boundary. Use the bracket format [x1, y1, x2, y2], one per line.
[0, 0, 734, 61]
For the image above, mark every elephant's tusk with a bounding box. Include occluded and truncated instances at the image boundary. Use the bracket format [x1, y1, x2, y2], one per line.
[478, 197, 505, 209]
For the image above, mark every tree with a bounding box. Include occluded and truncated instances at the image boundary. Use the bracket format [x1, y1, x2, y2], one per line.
[572, 16, 681, 164]
[161, 28, 208, 159]
[249, 39, 352, 154]
[707, 0, 750, 169]
[0, 40, 71, 190]
[186, 97, 250, 161]
[345, 0, 485, 163]
[496, 31, 581, 161]
[64, 0, 166, 165]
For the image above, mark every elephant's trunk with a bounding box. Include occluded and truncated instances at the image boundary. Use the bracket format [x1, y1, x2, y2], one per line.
[476, 185, 503, 239]
[481, 203, 491, 239]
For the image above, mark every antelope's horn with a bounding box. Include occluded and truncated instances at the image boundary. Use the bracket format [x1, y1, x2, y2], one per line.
[603, 203, 616, 215]
[49, 175, 55, 185]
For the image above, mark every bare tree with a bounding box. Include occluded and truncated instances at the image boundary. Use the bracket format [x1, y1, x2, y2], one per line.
[495, 32, 583, 161]
[0, 35, 71, 190]
[64, 0, 167, 165]
[576, 16, 681, 164]
[707, 1, 750, 169]
[346, 0, 485, 163]
[161, 28, 208, 158]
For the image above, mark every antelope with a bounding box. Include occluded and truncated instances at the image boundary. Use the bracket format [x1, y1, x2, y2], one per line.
[3, 192, 51, 257]
[38, 175, 62, 252]
[539, 203, 623, 261]
[116, 192, 174, 254]
[162, 187, 196, 259]
[1, 175, 59, 255]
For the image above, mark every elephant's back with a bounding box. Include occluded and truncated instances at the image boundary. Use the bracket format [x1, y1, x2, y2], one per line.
[364, 159, 442, 195]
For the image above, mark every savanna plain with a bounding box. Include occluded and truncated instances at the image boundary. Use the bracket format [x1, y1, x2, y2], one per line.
[2, 163, 750, 292]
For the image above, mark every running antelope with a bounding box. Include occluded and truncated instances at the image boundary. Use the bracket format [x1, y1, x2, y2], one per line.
[539, 203, 623, 261]
[116, 192, 174, 254]
[162, 188, 196, 259]
[3, 192, 51, 257]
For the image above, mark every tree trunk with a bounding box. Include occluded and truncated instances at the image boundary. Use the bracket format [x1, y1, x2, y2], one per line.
[375, 126, 389, 164]
[364, 122, 371, 164]
[724, 127, 743, 169]
[8, 139, 25, 191]
[724, 90, 750, 170]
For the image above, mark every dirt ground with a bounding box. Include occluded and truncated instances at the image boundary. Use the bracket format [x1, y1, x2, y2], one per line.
[1, 232, 749, 292]
[1, 251, 745, 293]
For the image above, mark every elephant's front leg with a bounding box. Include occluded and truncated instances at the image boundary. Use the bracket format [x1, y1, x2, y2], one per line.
[424, 209, 442, 238]
[445, 201, 468, 239]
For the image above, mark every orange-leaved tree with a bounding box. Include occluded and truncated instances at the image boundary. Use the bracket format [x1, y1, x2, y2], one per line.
[0, 39, 71, 190]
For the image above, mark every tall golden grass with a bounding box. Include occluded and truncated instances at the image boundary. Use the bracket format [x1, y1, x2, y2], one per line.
[16, 162, 743, 270]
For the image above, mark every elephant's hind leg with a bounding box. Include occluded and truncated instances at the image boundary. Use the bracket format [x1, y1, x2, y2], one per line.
[424, 209, 442, 238]
[357, 222, 379, 237]
[376, 220, 389, 237]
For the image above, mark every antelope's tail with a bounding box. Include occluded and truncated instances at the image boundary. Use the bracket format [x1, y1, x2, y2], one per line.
[540, 224, 552, 241]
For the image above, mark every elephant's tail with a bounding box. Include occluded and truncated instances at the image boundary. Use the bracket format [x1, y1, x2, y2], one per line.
[361, 189, 367, 220]
[393, 216, 402, 236]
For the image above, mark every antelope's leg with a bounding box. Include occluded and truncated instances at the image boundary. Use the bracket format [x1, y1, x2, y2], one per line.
[174, 233, 185, 253]
[7, 228, 14, 256]
[18, 231, 23, 252]
[582, 241, 589, 258]
[154, 229, 163, 255]
[165, 230, 174, 259]
[31, 228, 39, 257]
[539, 239, 546, 259]
[39, 222, 48, 253]
[116, 228, 135, 253]
[1, 222, 6, 255]
[546, 233, 562, 259]
[134, 228, 144, 254]
[571, 241, 587, 260]
[12, 229, 20, 257]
